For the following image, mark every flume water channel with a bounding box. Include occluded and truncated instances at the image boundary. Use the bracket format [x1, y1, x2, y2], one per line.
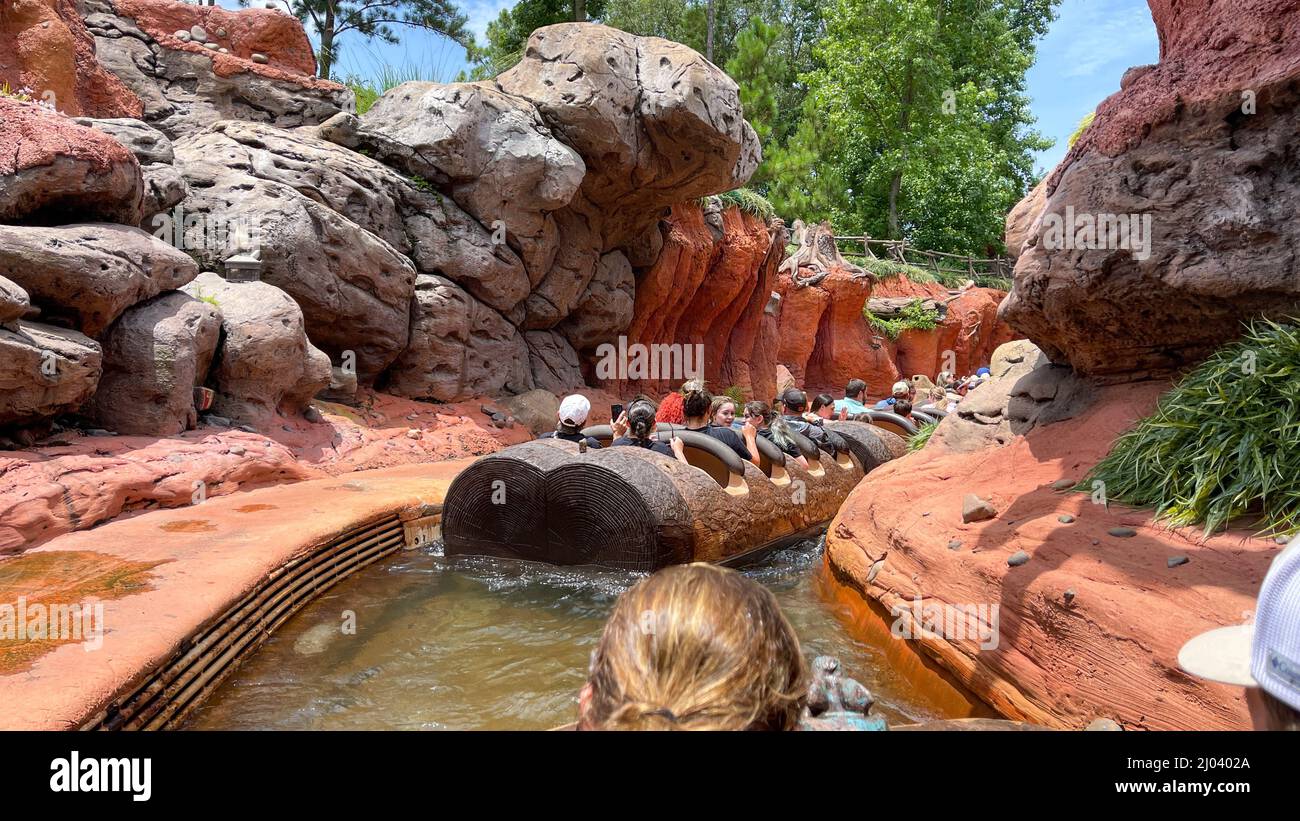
[187, 538, 946, 730]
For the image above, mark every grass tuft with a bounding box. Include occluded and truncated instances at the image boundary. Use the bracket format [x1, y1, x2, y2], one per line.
[866, 298, 941, 340]
[908, 421, 938, 452]
[1081, 318, 1300, 538]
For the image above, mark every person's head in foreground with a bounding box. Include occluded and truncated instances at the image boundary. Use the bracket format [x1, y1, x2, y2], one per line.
[1179, 537, 1300, 730]
[578, 563, 808, 731]
[811, 393, 835, 419]
[893, 400, 912, 419]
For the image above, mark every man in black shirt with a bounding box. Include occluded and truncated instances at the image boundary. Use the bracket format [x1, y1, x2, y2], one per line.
[537, 394, 603, 450]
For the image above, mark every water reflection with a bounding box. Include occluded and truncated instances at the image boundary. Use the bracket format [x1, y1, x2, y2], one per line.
[188, 538, 943, 730]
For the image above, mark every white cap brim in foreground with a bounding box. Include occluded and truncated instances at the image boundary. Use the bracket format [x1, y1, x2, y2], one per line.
[1177, 624, 1257, 687]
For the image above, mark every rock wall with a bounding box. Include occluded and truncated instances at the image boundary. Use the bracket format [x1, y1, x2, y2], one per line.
[1001, 0, 1300, 380]
[604, 202, 785, 400]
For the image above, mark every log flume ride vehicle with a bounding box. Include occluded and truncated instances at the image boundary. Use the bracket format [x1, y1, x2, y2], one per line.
[442, 420, 900, 572]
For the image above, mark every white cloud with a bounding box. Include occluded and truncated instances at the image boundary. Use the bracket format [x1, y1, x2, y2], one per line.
[1050, 0, 1157, 78]
[460, 0, 516, 41]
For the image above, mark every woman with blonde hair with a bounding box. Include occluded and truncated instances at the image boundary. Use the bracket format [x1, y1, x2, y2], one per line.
[577, 563, 808, 731]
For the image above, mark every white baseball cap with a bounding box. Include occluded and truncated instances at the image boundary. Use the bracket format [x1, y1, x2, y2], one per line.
[558, 394, 591, 427]
[891, 381, 910, 396]
[1178, 536, 1300, 710]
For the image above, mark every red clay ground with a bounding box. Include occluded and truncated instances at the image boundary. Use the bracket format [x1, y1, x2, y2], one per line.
[0, 459, 472, 729]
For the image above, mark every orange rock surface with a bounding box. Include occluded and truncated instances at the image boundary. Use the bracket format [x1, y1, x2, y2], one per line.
[825, 382, 1277, 730]
[0, 0, 142, 117]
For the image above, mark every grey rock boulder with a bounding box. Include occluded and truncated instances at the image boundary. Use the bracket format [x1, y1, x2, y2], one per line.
[0, 224, 199, 338]
[0, 322, 103, 427]
[73, 117, 175, 165]
[0, 276, 30, 327]
[89, 292, 222, 435]
[181, 272, 331, 426]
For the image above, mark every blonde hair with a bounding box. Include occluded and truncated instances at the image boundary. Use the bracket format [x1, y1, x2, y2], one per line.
[581, 563, 808, 731]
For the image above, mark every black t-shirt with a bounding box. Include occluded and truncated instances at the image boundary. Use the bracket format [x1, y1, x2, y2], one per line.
[758, 427, 802, 459]
[538, 430, 602, 449]
[610, 436, 674, 457]
[686, 425, 752, 461]
[782, 415, 841, 455]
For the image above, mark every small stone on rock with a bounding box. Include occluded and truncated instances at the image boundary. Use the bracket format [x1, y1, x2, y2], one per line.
[190, 25, 207, 43]
[1050, 478, 1074, 490]
[175, 30, 191, 42]
[219, 48, 229, 54]
[204, 42, 219, 51]
[406, 429, 421, 440]
[1007, 550, 1030, 567]
[229, 445, 246, 456]
[216, 28, 228, 38]
[1167, 555, 1190, 568]
[947, 540, 962, 551]
[1058, 514, 1075, 523]
[1091, 539, 1100, 546]
[1108, 526, 1137, 538]
[962, 494, 998, 523]
[205, 415, 232, 428]
[1063, 588, 1076, 603]
[252, 53, 269, 64]
[1276, 535, 1291, 546]
[304, 406, 323, 424]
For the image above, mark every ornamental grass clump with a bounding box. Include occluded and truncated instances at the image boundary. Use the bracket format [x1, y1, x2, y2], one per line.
[1081, 318, 1300, 538]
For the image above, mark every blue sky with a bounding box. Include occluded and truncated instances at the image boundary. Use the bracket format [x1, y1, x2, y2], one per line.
[216, 0, 1158, 175]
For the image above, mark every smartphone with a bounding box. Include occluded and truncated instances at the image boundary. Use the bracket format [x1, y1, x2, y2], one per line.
[611, 404, 624, 422]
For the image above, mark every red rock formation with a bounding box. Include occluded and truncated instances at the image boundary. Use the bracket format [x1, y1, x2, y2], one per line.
[0, 0, 142, 118]
[604, 202, 784, 401]
[825, 382, 1275, 729]
[0, 96, 143, 224]
[1003, 0, 1300, 379]
[896, 288, 1019, 382]
[796, 268, 901, 398]
[112, 0, 328, 82]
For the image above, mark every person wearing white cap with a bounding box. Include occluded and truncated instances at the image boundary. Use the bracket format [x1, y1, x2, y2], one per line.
[873, 381, 912, 410]
[1178, 537, 1300, 730]
[537, 394, 603, 450]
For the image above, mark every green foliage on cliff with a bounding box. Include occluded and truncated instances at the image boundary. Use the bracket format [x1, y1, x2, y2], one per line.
[1082, 319, 1300, 537]
[865, 299, 941, 340]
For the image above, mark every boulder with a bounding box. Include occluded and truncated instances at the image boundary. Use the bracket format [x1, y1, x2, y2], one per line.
[181, 272, 331, 426]
[362, 80, 585, 284]
[524, 330, 585, 395]
[140, 163, 188, 222]
[497, 23, 760, 248]
[0, 0, 142, 118]
[556, 252, 635, 352]
[1000, 0, 1300, 380]
[0, 277, 29, 327]
[82, 0, 350, 140]
[931, 340, 1098, 453]
[73, 116, 173, 164]
[0, 223, 198, 338]
[498, 389, 561, 435]
[89, 291, 221, 435]
[386, 275, 532, 402]
[0, 321, 102, 427]
[172, 127, 416, 378]
[0, 97, 143, 225]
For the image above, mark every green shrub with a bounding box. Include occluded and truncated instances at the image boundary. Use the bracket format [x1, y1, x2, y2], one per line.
[701, 188, 777, 222]
[866, 299, 941, 340]
[1081, 318, 1300, 537]
[908, 421, 938, 452]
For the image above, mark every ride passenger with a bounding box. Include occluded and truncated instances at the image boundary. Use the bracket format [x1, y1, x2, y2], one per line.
[833, 379, 869, 416]
[610, 400, 674, 456]
[743, 401, 809, 470]
[680, 383, 757, 466]
[538, 394, 602, 449]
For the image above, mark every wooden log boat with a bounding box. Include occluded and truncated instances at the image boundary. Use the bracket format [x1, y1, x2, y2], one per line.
[442, 421, 897, 572]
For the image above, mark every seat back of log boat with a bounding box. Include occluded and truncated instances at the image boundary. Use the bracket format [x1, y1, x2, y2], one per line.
[910, 409, 938, 426]
[857, 410, 917, 438]
[579, 424, 748, 489]
[823, 420, 895, 473]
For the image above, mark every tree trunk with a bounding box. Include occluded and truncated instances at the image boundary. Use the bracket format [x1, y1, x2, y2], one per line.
[573, 0, 586, 22]
[889, 63, 916, 239]
[319, 6, 337, 80]
[706, 0, 716, 62]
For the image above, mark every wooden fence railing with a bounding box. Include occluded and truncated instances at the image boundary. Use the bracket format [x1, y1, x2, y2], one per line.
[834, 235, 1015, 283]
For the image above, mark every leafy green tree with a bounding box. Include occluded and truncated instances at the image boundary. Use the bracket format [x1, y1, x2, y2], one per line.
[467, 0, 609, 78]
[250, 1, 472, 80]
[802, 0, 1056, 253]
[725, 18, 784, 149]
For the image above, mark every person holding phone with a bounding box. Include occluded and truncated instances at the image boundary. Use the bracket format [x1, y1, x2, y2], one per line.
[609, 400, 674, 456]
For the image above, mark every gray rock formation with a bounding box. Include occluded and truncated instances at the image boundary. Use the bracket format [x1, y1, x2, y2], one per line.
[0, 322, 103, 427]
[181, 272, 331, 426]
[0, 224, 199, 338]
[932, 340, 1097, 452]
[89, 292, 222, 435]
[172, 125, 417, 378]
[0, 277, 29, 328]
[81, 2, 350, 140]
[74, 117, 175, 165]
[386, 274, 531, 402]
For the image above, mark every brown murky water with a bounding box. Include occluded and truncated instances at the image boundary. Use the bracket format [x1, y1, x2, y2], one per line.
[187, 538, 947, 730]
